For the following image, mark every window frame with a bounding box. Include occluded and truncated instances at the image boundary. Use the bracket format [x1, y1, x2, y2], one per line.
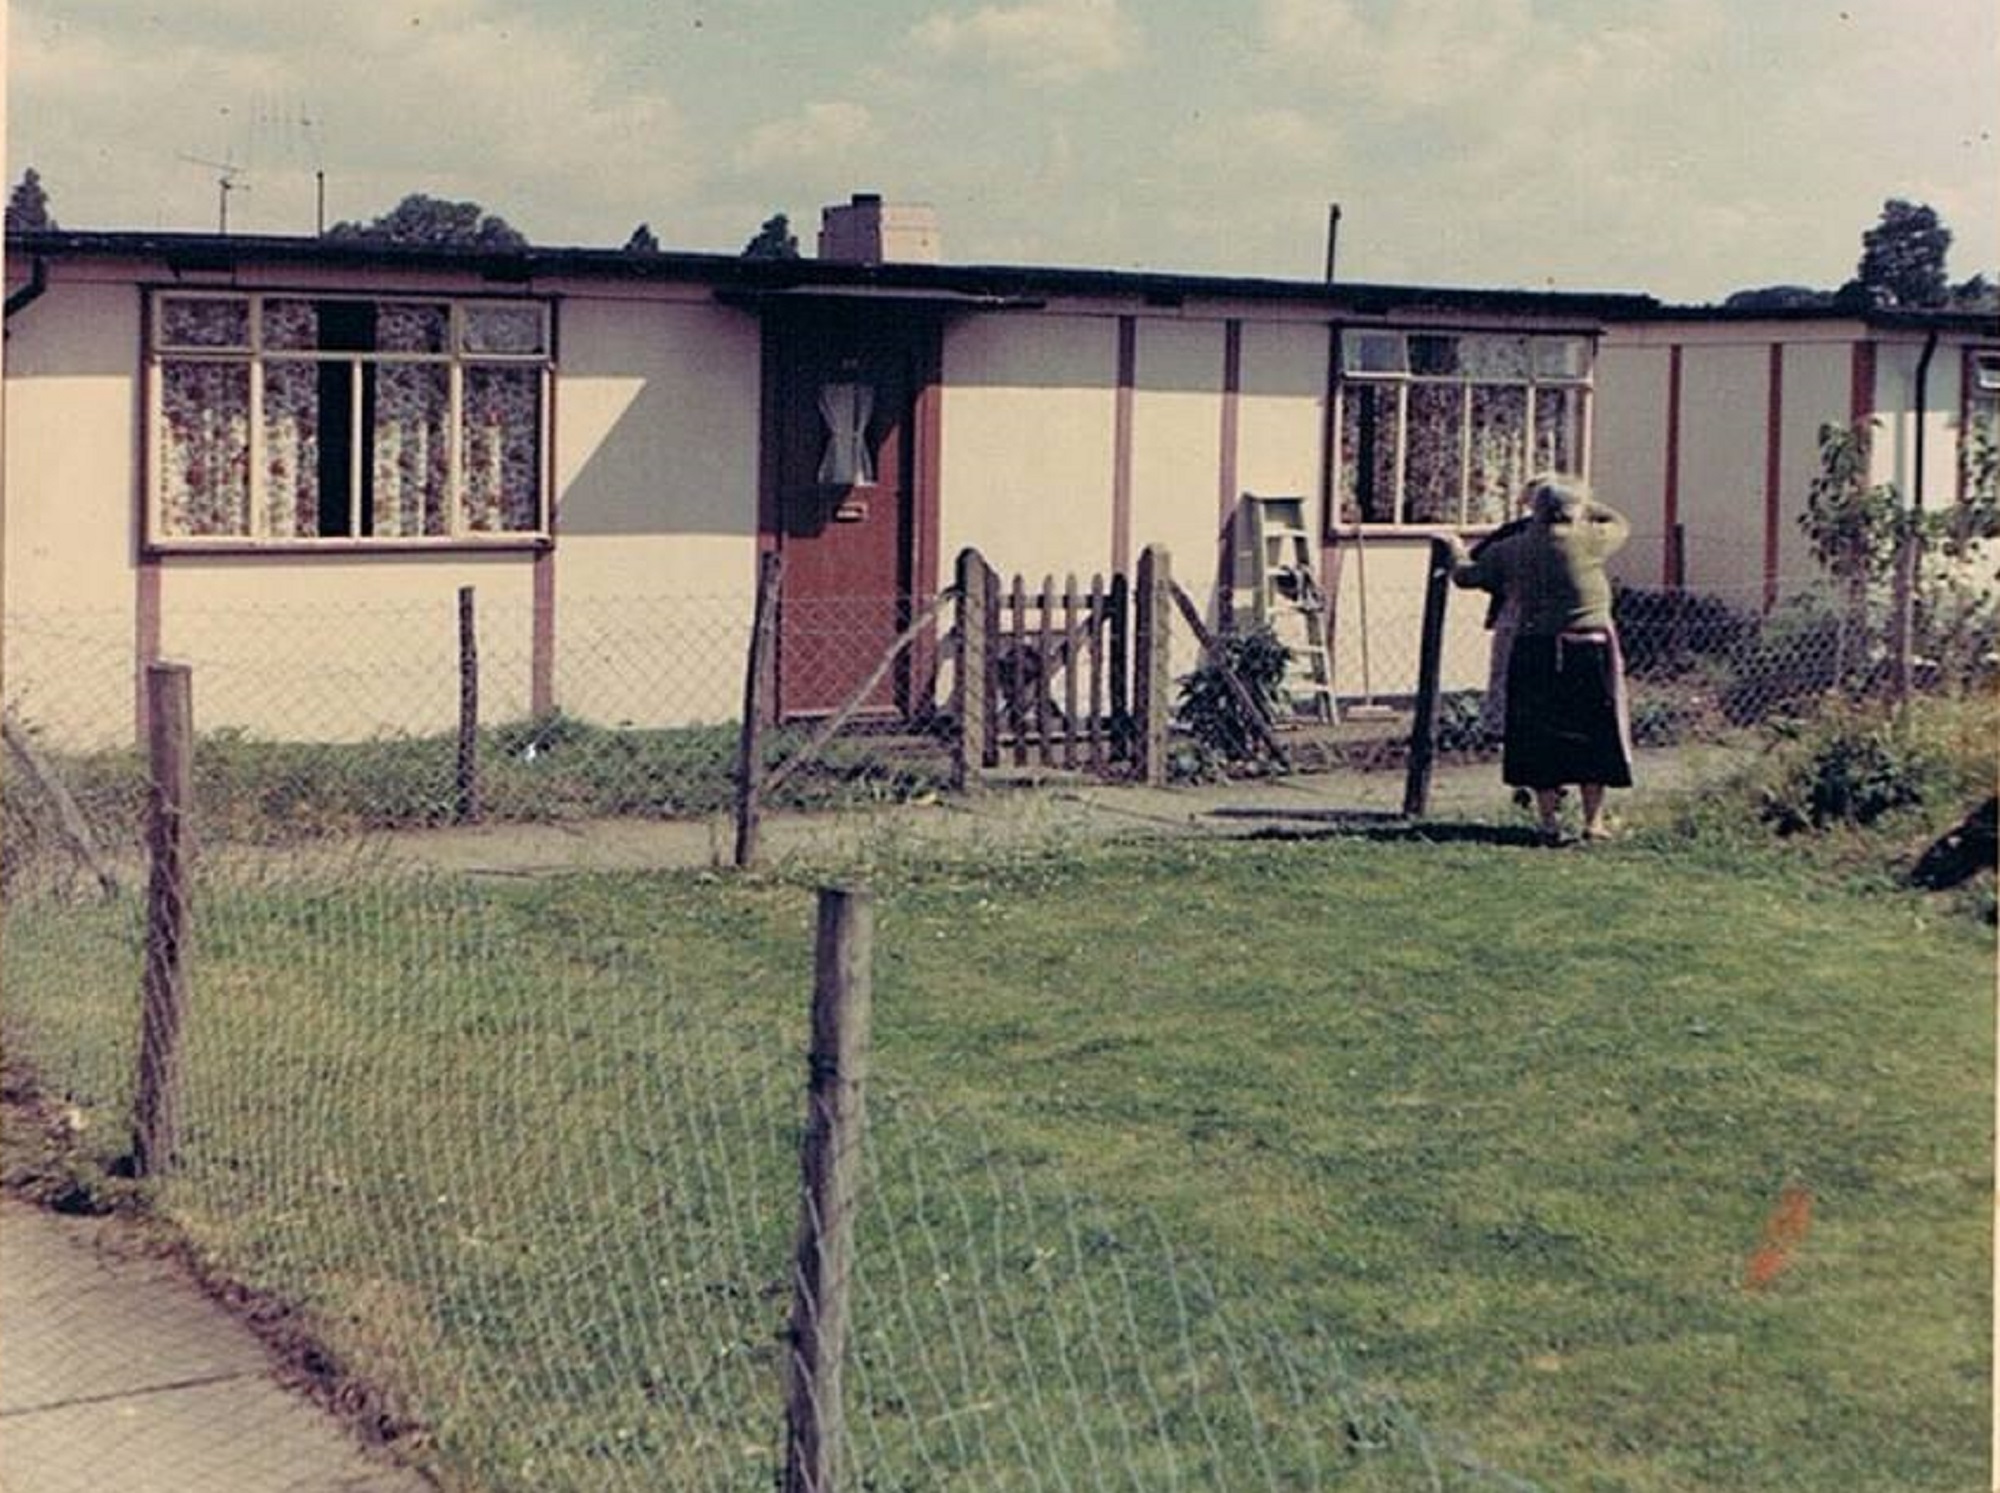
[1331, 328, 1596, 533]
[144, 288, 555, 552]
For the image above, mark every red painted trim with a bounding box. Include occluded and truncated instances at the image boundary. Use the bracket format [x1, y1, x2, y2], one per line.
[531, 548, 557, 717]
[1662, 344, 1682, 587]
[134, 560, 162, 742]
[910, 325, 945, 609]
[1218, 319, 1242, 530]
[1849, 340, 1876, 425]
[1763, 343, 1784, 612]
[755, 317, 782, 558]
[1112, 317, 1136, 575]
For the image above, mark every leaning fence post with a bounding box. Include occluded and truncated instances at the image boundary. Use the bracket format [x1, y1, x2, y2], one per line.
[456, 585, 481, 824]
[1402, 537, 1454, 818]
[734, 551, 783, 869]
[784, 886, 873, 1493]
[130, 662, 193, 1179]
[1133, 546, 1172, 785]
[954, 549, 989, 794]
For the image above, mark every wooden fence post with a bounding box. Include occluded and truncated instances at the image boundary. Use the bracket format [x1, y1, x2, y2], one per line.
[734, 551, 783, 869]
[1402, 537, 1454, 818]
[1133, 546, 1172, 785]
[130, 662, 193, 1179]
[784, 886, 874, 1493]
[456, 585, 481, 824]
[954, 549, 988, 793]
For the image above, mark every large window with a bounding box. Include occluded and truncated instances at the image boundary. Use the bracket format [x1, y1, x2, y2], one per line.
[1334, 330, 1593, 528]
[149, 292, 551, 545]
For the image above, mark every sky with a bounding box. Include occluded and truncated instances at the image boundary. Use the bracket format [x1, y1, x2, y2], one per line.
[5, 0, 1997, 305]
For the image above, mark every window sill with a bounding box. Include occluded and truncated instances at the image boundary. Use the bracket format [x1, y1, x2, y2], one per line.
[1329, 523, 1504, 539]
[144, 535, 553, 558]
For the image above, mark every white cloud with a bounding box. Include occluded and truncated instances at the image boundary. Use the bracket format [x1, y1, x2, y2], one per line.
[7, 0, 693, 242]
[735, 102, 877, 174]
[1258, 0, 1535, 110]
[912, 0, 1137, 85]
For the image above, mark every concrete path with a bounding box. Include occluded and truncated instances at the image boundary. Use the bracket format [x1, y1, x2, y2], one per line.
[375, 749, 1707, 878]
[0, 1198, 432, 1493]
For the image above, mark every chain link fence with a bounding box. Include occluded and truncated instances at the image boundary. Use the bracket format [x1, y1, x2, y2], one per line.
[3, 561, 1992, 1491]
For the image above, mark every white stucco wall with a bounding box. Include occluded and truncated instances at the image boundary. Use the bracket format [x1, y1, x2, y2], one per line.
[2, 280, 142, 745]
[1235, 322, 1328, 514]
[1129, 318, 1227, 657]
[550, 293, 762, 729]
[1873, 342, 1967, 514]
[156, 553, 539, 742]
[1675, 343, 1769, 602]
[1773, 343, 1853, 593]
[938, 313, 1118, 581]
[1323, 537, 1488, 702]
[1590, 343, 1671, 589]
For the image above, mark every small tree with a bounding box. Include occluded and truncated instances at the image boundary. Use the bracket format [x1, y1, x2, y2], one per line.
[6, 168, 57, 232]
[742, 212, 800, 260]
[1800, 420, 1903, 685]
[325, 193, 527, 248]
[1854, 199, 1951, 309]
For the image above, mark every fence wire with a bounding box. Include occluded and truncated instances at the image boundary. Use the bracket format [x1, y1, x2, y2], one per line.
[2, 567, 1992, 1490]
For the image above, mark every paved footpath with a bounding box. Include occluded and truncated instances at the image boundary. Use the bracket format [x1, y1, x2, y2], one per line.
[0, 1198, 432, 1492]
[0, 752, 1702, 1491]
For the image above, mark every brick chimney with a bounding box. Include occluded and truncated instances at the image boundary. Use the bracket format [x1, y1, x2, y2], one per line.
[817, 193, 942, 264]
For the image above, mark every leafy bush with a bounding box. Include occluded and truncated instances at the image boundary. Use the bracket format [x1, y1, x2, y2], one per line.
[1756, 707, 1954, 834]
[1430, 690, 1497, 754]
[1174, 626, 1289, 763]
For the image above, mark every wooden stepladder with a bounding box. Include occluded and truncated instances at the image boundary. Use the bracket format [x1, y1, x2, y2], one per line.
[1232, 494, 1336, 722]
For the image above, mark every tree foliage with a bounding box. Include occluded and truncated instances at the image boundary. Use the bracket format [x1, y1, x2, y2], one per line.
[324, 193, 527, 249]
[1853, 198, 1951, 308]
[742, 212, 800, 260]
[6, 168, 57, 232]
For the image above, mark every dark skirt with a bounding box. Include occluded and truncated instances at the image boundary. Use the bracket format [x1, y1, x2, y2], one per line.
[1502, 630, 1634, 789]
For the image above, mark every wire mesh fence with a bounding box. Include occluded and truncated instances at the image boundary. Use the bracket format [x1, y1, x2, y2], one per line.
[3, 561, 1993, 1490]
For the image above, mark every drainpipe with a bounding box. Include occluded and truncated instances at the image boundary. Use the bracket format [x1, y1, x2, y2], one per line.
[4, 257, 49, 322]
[1891, 328, 1940, 705]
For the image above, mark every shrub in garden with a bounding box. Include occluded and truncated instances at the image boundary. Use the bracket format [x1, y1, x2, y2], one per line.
[1173, 625, 1289, 769]
[1755, 706, 1954, 834]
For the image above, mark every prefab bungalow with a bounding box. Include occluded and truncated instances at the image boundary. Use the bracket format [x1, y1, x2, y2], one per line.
[6, 213, 1992, 751]
[1592, 304, 2000, 608]
[2, 215, 1649, 747]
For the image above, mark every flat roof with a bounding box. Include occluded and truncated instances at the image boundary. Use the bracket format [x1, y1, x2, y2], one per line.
[4, 227, 1659, 323]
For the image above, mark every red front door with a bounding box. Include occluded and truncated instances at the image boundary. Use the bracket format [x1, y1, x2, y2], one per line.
[767, 307, 935, 717]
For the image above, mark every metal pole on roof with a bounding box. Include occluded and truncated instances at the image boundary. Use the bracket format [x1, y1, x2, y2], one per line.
[1324, 203, 1342, 284]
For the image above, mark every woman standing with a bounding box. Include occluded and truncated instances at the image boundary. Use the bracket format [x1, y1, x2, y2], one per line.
[1446, 475, 1633, 844]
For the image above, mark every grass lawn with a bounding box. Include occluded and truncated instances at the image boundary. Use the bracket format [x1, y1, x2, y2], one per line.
[2, 832, 1989, 1491]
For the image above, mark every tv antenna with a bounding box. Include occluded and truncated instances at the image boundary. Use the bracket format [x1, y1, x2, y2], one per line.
[177, 153, 249, 233]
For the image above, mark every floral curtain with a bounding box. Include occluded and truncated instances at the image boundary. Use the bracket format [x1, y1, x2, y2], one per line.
[1339, 385, 1399, 523]
[462, 367, 542, 532]
[373, 365, 451, 537]
[1468, 386, 1529, 526]
[159, 362, 251, 536]
[1404, 384, 1466, 523]
[1534, 387, 1579, 476]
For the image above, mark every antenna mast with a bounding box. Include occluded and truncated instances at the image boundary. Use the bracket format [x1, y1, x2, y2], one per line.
[178, 154, 248, 233]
